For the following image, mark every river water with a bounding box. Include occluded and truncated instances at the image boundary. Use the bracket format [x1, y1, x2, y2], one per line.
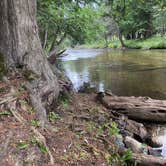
[59, 49, 166, 100]
[59, 49, 166, 156]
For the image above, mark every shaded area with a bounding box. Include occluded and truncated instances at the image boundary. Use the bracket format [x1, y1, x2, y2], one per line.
[0, 52, 6, 79]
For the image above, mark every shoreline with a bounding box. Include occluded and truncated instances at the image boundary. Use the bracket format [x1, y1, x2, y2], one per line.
[76, 36, 166, 50]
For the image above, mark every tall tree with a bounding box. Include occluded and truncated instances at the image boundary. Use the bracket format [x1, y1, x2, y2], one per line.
[0, 0, 60, 126]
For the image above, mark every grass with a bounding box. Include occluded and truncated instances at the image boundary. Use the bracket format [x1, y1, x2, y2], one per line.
[124, 36, 166, 49]
[78, 40, 108, 49]
[112, 36, 166, 49]
[81, 35, 166, 49]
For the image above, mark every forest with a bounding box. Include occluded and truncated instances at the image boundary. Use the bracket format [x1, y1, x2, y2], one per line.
[37, 0, 166, 53]
[0, 0, 166, 166]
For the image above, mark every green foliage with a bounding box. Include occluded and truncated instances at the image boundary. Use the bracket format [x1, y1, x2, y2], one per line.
[17, 142, 29, 150]
[37, 0, 165, 49]
[31, 136, 48, 154]
[37, 142, 48, 154]
[97, 122, 120, 137]
[0, 111, 12, 116]
[108, 149, 132, 166]
[37, 0, 106, 51]
[108, 122, 120, 136]
[61, 99, 70, 109]
[18, 83, 26, 92]
[108, 36, 166, 49]
[48, 112, 60, 122]
[31, 120, 40, 127]
[108, 0, 155, 39]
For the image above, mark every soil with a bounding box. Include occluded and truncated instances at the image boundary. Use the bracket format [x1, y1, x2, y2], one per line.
[0, 73, 120, 166]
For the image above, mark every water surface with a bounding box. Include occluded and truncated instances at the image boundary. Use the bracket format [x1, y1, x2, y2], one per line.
[59, 49, 166, 99]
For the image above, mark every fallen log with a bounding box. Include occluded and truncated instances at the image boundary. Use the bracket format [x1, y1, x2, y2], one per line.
[131, 153, 166, 166]
[108, 112, 148, 140]
[100, 135, 166, 166]
[98, 94, 166, 122]
[120, 115, 148, 140]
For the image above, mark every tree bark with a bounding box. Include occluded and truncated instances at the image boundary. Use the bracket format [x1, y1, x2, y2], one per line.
[0, 0, 60, 126]
[118, 30, 126, 48]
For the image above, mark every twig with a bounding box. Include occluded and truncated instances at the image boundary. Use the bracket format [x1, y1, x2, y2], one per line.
[0, 97, 17, 105]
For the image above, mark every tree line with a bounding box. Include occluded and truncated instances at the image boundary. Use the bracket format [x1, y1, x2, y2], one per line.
[37, 0, 166, 49]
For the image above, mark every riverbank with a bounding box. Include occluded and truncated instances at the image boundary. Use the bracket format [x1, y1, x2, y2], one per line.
[0, 73, 128, 165]
[1, 73, 166, 165]
[79, 36, 166, 49]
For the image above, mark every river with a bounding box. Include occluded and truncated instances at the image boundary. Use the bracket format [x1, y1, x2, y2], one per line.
[59, 49, 166, 100]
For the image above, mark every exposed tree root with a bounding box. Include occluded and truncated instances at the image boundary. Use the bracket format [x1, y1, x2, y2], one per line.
[0, 97, 17, 105]
[7, 101, 55, 166]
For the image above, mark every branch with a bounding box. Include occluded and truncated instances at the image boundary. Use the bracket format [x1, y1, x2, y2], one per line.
[0, 96, 17, 105]
[49, 28, 60, 52]
[42, 29, 48, 49]
[48, 49, 66, 64]
[56, 32, 66, 46]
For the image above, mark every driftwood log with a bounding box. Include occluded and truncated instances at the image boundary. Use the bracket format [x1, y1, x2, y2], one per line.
[98, 94, 166, 122]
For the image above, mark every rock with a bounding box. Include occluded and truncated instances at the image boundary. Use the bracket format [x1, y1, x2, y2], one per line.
[78, 82, 97, 93]
[115, 134, 125, 148]
[124, 136, 148, 154]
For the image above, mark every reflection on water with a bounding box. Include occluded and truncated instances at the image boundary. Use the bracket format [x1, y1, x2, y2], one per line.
[59, 49, 166, 99]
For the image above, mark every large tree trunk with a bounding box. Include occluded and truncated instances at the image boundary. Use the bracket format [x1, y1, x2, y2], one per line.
[0, 0, 59, 126]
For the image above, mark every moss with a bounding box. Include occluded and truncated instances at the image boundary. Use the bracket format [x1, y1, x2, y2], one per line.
[0, 52, 7, 79]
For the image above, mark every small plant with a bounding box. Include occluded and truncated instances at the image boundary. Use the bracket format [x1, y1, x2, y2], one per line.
[37, 142, 48, 154]
[31, 136, 48, 154]
[17, 141, 29, 150]
[61, 99, 69, 109]
[31, 120, 40, 127]
[108, 149, 132, 166]
[108, 122, 120, 136]
[0, 111, 12, 116]
[97, 122, 120, 137]
[97, 124, 105, 136]
[48, 112, 60, 122]
[18, 83, 26, 92]
[28, 107, 35, 113]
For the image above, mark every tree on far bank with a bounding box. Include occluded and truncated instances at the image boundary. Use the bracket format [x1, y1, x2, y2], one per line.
[104, 0, 163, 47]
